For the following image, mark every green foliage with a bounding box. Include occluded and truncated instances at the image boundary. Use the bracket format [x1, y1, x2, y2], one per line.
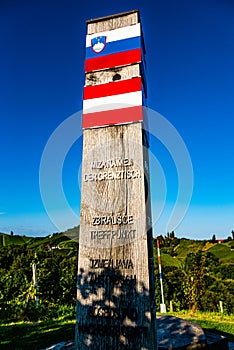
[182, 251, 219, 312]
[0, 230, 234, 324]
[154, 235, 234, 314]
[214, 263, 234, 280]
[211, 234, 216, 242]
[0, 232, 78, 322]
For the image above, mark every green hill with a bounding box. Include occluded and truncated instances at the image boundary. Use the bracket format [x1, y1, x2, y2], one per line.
[160, 253, 181, 268]
[173, 238, 207, 260]
[154, 237, 234, 266]
[208, 241, 234, 264]
[0, 232, 32, 247]
[0, 226, 79, 251]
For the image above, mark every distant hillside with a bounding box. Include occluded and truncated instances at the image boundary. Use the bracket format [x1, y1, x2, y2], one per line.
[0, 226, 79, 250]
[0, 229, 233, 265]
[208, 241, 234, 264]
[0, 230, 233, 317]
[160, 253, 181, 268]
[173, 238, 206, 259]
[154, 237, 234, 267]
[0, 232, 32, 247]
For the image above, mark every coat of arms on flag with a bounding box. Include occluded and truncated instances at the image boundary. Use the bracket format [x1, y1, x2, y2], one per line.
[91, 36, 107, 53]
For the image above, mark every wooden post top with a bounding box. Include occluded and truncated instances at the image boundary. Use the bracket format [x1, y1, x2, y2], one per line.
[86, 9, 140, 34]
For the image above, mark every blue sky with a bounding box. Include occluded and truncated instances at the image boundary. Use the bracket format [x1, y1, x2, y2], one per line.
[0, 0, 234, 239]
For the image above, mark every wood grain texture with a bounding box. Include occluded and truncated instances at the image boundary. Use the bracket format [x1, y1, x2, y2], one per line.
[87, 12, 139, 35]
[76, 123, 157, 349]
[85, 64, 140, 86]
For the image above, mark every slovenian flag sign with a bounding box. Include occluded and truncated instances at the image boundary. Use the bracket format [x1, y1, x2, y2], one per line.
[85, 23, 142, 72]
[82, 23, 145, 129]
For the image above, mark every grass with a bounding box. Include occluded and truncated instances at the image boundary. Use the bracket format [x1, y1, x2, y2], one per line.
[174, 239, 206, 260]
[0, 318, 76, 350]
[208, 243, 234, 263]
[1, 312, 234, 349]
[161, 253, 181, 267]
[167, 311, 234, 342]
[0, 233, 32, 247]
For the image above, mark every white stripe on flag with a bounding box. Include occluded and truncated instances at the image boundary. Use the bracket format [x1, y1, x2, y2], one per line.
[86, 23, 141, 47]
[83, 91, 142, 114]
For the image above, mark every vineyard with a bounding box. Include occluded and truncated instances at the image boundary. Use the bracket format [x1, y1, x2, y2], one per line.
[0, 229, 233, 323]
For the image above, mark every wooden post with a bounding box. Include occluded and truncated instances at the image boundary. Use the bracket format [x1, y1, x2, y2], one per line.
[32, 263, 39, 307]
[219, 300, 224, 313]
[170, 300, 173, 313]
[76, 10, 157, 350]
[157, 239, 166, 313]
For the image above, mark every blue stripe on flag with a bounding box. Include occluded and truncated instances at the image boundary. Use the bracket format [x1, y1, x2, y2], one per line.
[86, 36, 141, 59]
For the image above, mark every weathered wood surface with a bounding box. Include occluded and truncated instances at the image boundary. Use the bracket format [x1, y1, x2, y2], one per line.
[85, 64, 140, 86]
[87, 11, 139, 34]
[76, 123, 156, 349]
[80, 123, 146, 247]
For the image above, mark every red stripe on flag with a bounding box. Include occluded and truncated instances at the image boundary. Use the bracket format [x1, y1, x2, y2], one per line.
[85, 48, 141, 72]
[83, 77, 142, 100]
[82, 105, 143, 129]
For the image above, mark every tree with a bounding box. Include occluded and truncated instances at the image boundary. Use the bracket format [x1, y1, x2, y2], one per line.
[163, 266, 186, 311]
[182, 251, 219, 312]
[169, 231, 175, 239]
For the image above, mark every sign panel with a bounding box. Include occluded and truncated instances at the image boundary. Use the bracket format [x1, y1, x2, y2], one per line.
[85, 23, 142, 72]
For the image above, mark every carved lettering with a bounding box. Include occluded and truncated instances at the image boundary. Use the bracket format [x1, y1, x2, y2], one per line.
[78, 323, 148, 337]
[90, 229, 136, 240]
[91, 158, 133, 169]
[90, 259, 134, 270]
[89, 274, 136, 291]
[88, 306, 138, 320]
[92, 214, 133, 226]
[84, 169, 141, 182]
